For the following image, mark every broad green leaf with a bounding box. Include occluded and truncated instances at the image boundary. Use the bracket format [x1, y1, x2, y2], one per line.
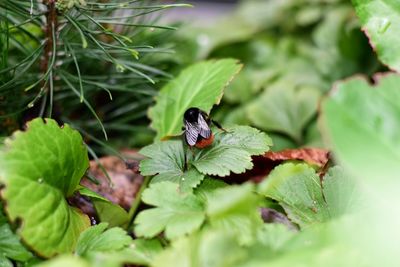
[258, 163, 329, 228]
[75, 223, 132, 256]
[0, 207, 32, 261]
[255, 223, 296, 251]
[134, 182, 205, 240]
[82, 243, 162, 267]
[353, 0, 400, 71]
[224, 70, 255, 104]
[140, 126, 271, 184]
[320, 74, 400, 190]
[192, 126, 272, 176]
[322, 167, 362, 218]
[247, 82, 321, 143]
[206, 183, 263, 244]
[149, 59, 242, 139]
[0, 256, 12, 267]
[152, 230, 246, 267]
[54, 241, 161, 267]
[194, 177, 227, 202]
[259, 163, 360, 228]
[129, 239, 163, 266]
[35, 256, 90, 267]
[79, 188, 129, 228]
[0, 118, 90, 257]
[139, 140, 205, 192]
[320, 74, 400, 266]
[193, 147, 251, 177]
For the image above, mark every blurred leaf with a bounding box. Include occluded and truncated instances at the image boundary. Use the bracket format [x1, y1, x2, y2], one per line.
[304, 120, 325, 148]
[0, 256, 12, 267]
[194, 177, 227, 202]
[353, 0, 400, 71]
[206, 183, 263, 244]
[192, 126, 272, 177]
[36, 256, 89, 267]
[0, 207, 32, 262]
[149, 59, 242, 139]
[129, 239, 163, 266]
[222, 106, 252, 127]
[139, 140, 205, 192]
[268, 134, 297, 151]
[255, 223, 296, 251]
[134, 182, 205, 240]
[320, 73, 400, 190]
[79, 188, 129, 228]
[224, 70, 255, 104]
[322, 167, 362, 218]
[76, 223, 131, 256]
[258, 163, 328, 227]
[152, 230, 246, 267]
[247, 83, 321, 143]
[0, 118, 90, 257]
[259, 163, 360, 228]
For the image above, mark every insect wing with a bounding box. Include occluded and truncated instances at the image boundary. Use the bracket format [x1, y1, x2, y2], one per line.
[197, 114, 211, 139]
[185, 121, 199, 146]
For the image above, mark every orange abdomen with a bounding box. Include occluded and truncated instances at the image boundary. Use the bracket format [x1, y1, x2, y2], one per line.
[195, 134, 214, 148]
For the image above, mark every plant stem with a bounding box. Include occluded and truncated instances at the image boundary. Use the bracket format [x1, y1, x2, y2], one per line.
[127, 176, 151, 229]
[39, 0, 57, 117]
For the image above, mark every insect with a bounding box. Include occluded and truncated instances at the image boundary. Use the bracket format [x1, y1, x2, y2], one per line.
[183, 107, 225, 148]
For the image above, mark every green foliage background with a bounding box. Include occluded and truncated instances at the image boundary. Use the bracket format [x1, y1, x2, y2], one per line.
[1, 0, 400, 266]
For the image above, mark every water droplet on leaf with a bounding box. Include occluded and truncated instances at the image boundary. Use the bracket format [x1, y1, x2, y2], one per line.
[37, 178, 43, 183]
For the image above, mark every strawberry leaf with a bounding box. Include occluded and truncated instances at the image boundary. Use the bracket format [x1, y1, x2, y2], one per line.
[206, 183, 263, 244]
[258, 163, 360, 228]
[139, 140, 205, 192]
[75, 223, 132, 256]
[149, 59, 242, 139]
[0, 118, 90, 257]
[353, 0, 400, 71]
[192, 126, 272, 176]
[134, 182, 205, 240]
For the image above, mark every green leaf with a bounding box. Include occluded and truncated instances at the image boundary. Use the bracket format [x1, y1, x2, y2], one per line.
[152, 229, 246, 267]
[79, 188, 129, 228]
[255, 223, 296, 251]
[194, 177, 227, 202]
[35, 256, 90, 267]
[129, 239, 163, 266]
[0, 256, 12, 267]
[258, 163, 329, 228]
[140, 126, 271, 180]
[224, 70, 255, 104]
[0, 118, 90, 257]
[149, 59, 242, 139]
[0, 207, 32, 262]
[353, 0, 400, 71]
[247, 83, 321, 143]
[322, 167, 362, 218]
[134, 182, 205, 240]
[320, 74, 400, 190]
[192, 125, 272, 176]
[259, 163, 361, 228]
[206, 183, 263, 244]
[139, 140, 205, 192]
[76, 223, 132, 256]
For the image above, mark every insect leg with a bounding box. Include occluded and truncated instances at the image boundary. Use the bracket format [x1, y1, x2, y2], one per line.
[211, 119, 228, 132]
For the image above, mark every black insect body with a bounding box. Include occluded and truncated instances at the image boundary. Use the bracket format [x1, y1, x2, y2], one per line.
[183, 107, 224, 148]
